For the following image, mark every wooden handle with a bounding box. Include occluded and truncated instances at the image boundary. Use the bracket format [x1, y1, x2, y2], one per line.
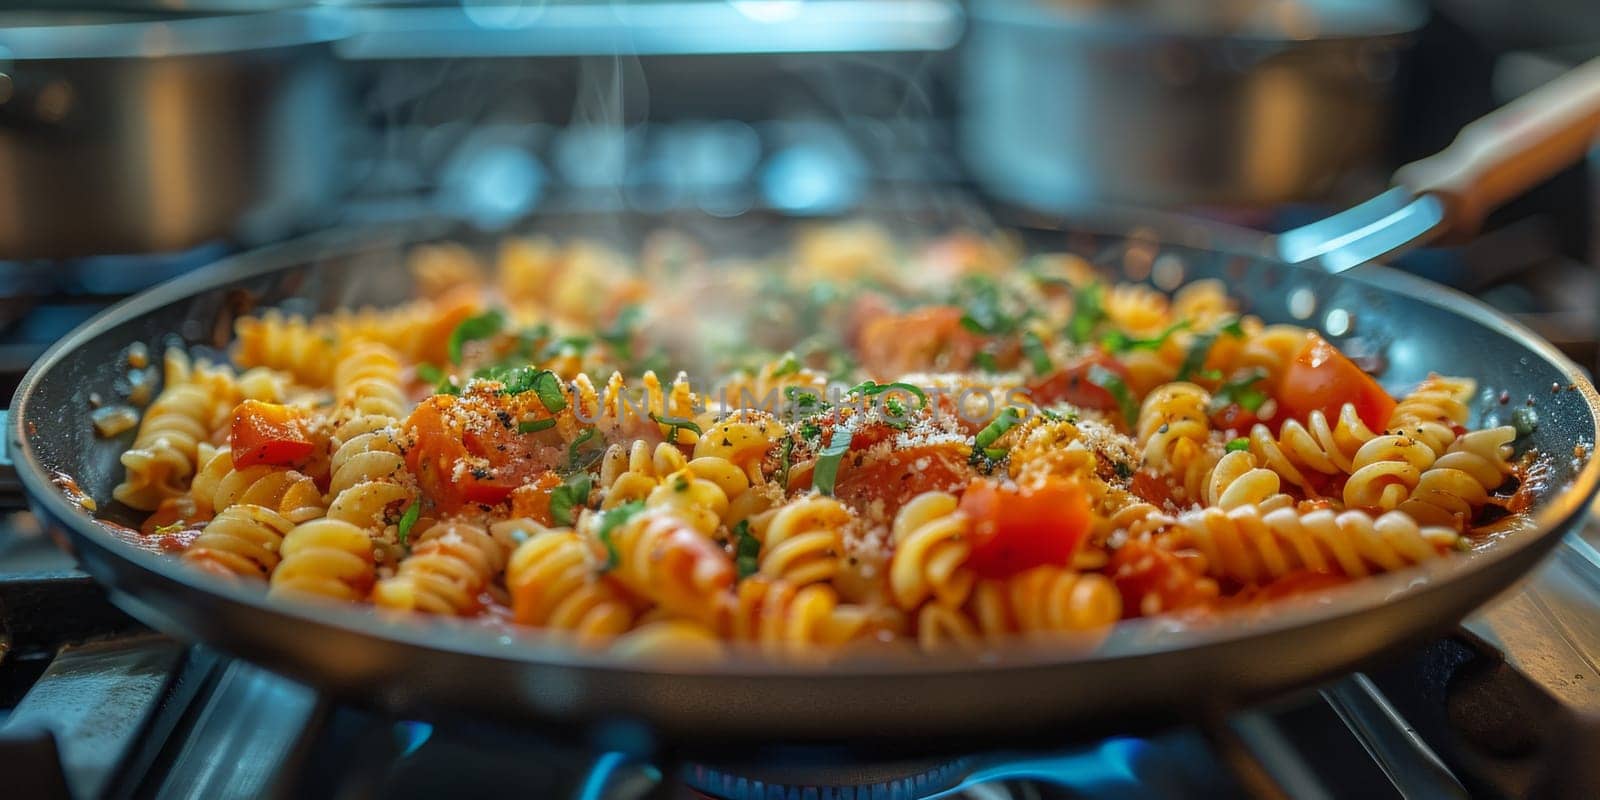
[1394, 56, 1600, 237]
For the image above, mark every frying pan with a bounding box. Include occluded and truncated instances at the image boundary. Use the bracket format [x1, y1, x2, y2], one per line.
[6, 61, 1600, 759]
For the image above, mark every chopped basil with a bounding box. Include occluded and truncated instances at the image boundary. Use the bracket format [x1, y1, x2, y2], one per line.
[973, 351, 999, 373]
[1176, 332, 1217, 382]
[599, 305, 643, 362]
[811, 425, 853, 496]
[784, 386, 828, 412]
[957, 276, 1020, 336]
[416, 363, 444, 385]
[650, 412, 703, 442]
[396, 500, 421, 548]
[1102, 321, 1190, 354]
[1220, 317, 1246, 338]
[1087, 364, 1138, 427]
[1067, 283, 1105, 344]
[1211, 369, 1269, 414]
[847, 380, 928, 409]
[447, 310, 505, 364]
[549, 471, 593, 527]
[770, 352, 802, 378]
[567, 428, 598, 471]
[974, 406, 1023, 450]
[1225, 437, 1251, 452]
[436, 376, 461, 396]
[733, 519, 761, 579]
[1021, 331, 1053, 375]
[490, 367, 567, 413]
[776, 437, 795, 488]
[518, 418, 557, 434]
[883, 397, 910, 429]
[594, 500, 644, 572]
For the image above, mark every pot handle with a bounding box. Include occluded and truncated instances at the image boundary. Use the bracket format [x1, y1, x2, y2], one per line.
[1394, 56, 1600, 239]
[1, 409, 27, 510]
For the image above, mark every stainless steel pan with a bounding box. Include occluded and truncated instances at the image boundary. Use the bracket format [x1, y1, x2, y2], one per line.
[5, 57, 1600, 760]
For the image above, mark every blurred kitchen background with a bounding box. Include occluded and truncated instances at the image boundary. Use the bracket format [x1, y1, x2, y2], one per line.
[0, 0, 1597, 395]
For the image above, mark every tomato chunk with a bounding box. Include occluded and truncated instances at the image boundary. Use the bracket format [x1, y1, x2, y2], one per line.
[1108, 538, 1218, 618]
[832, 441, 973, 518]
[1026, 352, 1129, 415]
[957, 476, 1091, 579]
[405, 394, 567, 512]
[1278, 334, 1395, 430]
[230, 400, 314, 468]
[509, 470, 564, 527]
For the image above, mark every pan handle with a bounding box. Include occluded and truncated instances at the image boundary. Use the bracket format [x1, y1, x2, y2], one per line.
[1394, 56, 1600, 240]
[0, 409, 26, 511]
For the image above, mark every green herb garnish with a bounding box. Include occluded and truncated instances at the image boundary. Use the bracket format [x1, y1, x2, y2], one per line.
[973, 351, 999, 373]
[594, 500, 644, 571]
[1102, 321, 1190, 354]
[416, 363, 444, 385]
[396, 500, 421, 548]
[1220, 317, 1246, 338]
[1087, 364, 1138, 427]
[1225, 437, 1251, 452]
[770, 352, 802, 378]
[776, 437, 795, 488]
[733, 519, 761, 579]
[567, 428, 598, 471]
[1067, 283, 1105, 344]
[847, 380, 928, 409]
[1176, 332, 1219, 382]
[1021, 331, 1053, 375]
[1211, 369, 1269, 414]
[448, 310, 506, 364]
[549, 471, 593, 527]
[599, 305, 643, 362]
[518, 418, 557, 434]
[650, 412, 703, 442]
[812, 425, 853, 496]
[974, 406, 1023, 453]
[957, 276, 1023, 336]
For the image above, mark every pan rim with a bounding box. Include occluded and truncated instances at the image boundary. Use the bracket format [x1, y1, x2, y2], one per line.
[10, 213, 1600, 680]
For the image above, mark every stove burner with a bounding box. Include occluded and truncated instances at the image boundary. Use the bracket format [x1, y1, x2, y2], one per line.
[683, 755, 970, 800]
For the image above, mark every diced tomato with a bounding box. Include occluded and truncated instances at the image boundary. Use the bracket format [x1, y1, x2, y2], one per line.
[957, 476, 1091, 579]
[855, 305, 989, 377]
[417, 287, 485, 366]
[1108, 538, 1217, 618]
[1026, 352, 1129, 415]
[831, 441, 973, 517]
[1129, 469, 1179, 510]
[1278, 334, 1395, 430]
[1209, 403, 1261, 436]
[405, 394, 567, 512]
[509, 471, 564, 527]
[230, 400, 314, 468]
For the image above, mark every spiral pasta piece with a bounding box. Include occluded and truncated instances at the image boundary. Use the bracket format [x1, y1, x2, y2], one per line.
[643, 468, 730, 537]
[326, 344, 416, 537]
[888, 491, 973, 611]
[1235, 324, 1309, 387]
[498, 520, 634, 646]
[1160, 505, 1459, 584]
[1437, 426, 1516, 491]
[1136, 382, 1215, 502]
[753, 495, 849, 586]
[1388, 374, 1475, 455]
[183, 505, 295, 580]
[1343, 434, 1436, 512]
[1248, 403, 1377, 493]
[270, 518, 376, 601]
[372, 518, 506, 615]
[726, 576, 871, 659]
[1205, 450, 1289, 511]
[693, 416, 781, 485]
[235, 309, 340, 386]
[600, 440, 688, 508]
[590, 506, 734, 628]
[189, 445, 324, 522]
[115, 350, 234, 510]
[970, 567, 1121, 639]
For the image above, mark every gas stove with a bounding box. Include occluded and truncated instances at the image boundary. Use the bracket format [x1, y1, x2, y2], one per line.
[3, 504, 1600, 799]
